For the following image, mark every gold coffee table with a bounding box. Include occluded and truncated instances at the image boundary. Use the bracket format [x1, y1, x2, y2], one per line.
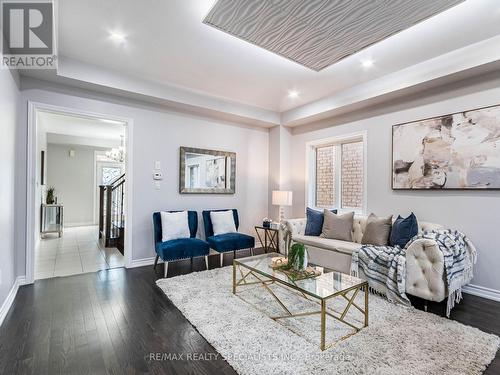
[232, 253, 368, 350]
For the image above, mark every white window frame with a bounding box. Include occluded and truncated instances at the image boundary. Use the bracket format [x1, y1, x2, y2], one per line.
[305, 131, 367, 215]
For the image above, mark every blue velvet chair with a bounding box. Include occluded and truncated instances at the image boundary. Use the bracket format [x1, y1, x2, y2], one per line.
[152, 211, 210, 277]
[202, 209, 255, 267]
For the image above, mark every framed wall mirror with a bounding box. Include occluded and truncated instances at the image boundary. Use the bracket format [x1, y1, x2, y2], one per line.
[179, 147, 236, 194]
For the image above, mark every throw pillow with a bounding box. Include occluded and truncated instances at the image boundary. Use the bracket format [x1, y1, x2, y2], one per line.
[160, 211, 190, 242]
[361, 213, 393, 246]
[390, 213, 419, 248]
[211, 210, 237, 236]
[304, 207, 338, 236]
[320, 210, 354, 241]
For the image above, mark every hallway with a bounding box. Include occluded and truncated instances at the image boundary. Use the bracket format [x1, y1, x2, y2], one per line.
[35, 226, 125, 279]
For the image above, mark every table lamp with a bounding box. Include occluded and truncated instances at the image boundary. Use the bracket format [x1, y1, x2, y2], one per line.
[272, 190, 293, 222]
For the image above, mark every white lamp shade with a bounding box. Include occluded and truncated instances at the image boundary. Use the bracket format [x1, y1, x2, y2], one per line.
[272, 190, 293, 206]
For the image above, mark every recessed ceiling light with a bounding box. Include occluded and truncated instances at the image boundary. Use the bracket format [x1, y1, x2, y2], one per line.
[288, 90, 299, 99]
[361, 58, 375, 68]
[109, 31, 127, 44]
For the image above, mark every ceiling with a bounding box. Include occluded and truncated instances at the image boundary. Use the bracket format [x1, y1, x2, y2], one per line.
[23, 0, 500, 126]
[204, 0, 463, 71]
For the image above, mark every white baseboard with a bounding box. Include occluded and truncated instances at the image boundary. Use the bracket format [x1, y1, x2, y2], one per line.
[128, 256, 156, 268]
[463, 284, 500, 302]
[0, 276, 27, 327]
[64, 222, 96, 228]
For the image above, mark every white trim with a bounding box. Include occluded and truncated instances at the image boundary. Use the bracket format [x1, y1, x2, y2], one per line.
[305, 131, 367, 214]
[463, 284, 500, 303]
[64, 222, 95, 228]
[26, 101, 134, 284]
[93, 150, 97, 224]
[0, 277, 27, 327]
[129, 257, 156, 268]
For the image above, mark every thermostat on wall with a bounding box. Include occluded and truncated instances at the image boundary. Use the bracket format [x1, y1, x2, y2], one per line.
[153, 172, 163, 180]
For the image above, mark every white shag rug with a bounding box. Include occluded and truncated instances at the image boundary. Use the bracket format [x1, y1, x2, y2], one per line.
[156, 267, 499, 375]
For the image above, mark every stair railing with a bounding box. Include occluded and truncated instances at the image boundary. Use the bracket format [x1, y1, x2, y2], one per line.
[99, 173, 125, 248]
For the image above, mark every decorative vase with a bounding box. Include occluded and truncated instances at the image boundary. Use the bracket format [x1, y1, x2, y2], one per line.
[289, 243, 308, 271]
[293, 248, 308, 271]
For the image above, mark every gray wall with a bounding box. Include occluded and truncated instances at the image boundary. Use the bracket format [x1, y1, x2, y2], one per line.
[289, 73, 500, 292]
[16, 78, 269, 274]
[46, 144, 103, 226]
[0, 68, 20, 309]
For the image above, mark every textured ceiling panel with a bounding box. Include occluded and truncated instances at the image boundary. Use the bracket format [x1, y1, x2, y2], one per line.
[204, 0, 464, 71]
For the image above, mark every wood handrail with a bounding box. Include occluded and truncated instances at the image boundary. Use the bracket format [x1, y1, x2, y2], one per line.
[109, 173, 125, 187]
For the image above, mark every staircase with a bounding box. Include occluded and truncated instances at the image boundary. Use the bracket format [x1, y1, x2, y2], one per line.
[99, 173, 125, 254]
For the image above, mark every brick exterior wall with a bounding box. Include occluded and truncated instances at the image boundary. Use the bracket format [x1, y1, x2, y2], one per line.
[315, 146, 335, 208]
[341, 141, 363, 209]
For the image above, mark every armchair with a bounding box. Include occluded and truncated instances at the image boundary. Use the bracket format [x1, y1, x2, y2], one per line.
[152, 211, 210, 277]
[202, 209, 255, 267]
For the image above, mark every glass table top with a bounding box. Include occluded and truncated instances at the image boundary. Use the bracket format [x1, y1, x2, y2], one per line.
[234, 253, 366, 300]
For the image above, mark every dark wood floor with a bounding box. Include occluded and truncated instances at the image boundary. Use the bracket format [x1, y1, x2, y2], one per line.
[1, 249, 499, 374]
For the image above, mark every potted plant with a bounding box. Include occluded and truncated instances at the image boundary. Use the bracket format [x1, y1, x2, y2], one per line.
[46, 186, 56, 204]
[288, 242, 308, 271]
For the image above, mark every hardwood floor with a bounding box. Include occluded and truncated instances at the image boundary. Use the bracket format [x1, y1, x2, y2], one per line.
[1, 249, 499, 374]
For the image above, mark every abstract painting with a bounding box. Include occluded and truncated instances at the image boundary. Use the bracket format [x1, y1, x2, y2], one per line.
[392, 104, 500, 189]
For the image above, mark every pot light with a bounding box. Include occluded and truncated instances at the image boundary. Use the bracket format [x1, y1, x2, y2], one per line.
[288, 90, 299, 99]
[361, 58, 374, 68]
[109, 31, 127, 44]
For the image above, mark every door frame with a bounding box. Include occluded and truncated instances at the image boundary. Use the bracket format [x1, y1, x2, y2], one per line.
[26, 101, 134, 284]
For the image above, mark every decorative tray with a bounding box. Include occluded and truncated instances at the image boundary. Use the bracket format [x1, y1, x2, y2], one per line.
[270, 257, 322, 281]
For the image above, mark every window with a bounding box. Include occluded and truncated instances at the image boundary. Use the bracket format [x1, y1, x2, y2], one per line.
[309, 135, 365, 212]
[315, 145, 335, 208]
[101, 167, 122, 185]
[341, 141, 364, 209]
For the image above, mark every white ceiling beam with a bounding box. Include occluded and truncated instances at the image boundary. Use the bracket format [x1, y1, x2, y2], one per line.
[281, 35, 500, 127]
[22, 56, 281, 128]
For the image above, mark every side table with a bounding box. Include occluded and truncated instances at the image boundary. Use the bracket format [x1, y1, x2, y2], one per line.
[254, 225, 279, 254]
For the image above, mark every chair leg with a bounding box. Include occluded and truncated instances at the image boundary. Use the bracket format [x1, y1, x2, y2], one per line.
[190, 257, 193, 272]
[205, 255, 209, 270]
[164, 261, 169, 278]
[233, 250, 236, 260]
[153, 255, 159, 270]
[250, 248, 254, 256]
[220, 253, 224, 268]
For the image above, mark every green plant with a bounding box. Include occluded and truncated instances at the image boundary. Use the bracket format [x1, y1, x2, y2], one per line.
[46, 186, 56, 204]
[288, 242, 307, 271]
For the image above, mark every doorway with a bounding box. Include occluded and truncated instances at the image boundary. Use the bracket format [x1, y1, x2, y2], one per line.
[27, 102, 133, 283]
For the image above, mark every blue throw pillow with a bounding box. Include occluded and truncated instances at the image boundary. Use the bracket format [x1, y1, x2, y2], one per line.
[390, 213, 418, 248]
[304, 207, 337, 236]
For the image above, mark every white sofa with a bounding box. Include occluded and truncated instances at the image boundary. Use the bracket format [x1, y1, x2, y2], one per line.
[280, 215, 475, 303]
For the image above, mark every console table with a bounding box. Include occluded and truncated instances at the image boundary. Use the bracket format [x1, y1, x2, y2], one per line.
[41, 204, 64, 238]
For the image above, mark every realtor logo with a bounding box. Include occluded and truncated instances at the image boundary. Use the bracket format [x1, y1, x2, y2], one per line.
[1, 1, 57, 69]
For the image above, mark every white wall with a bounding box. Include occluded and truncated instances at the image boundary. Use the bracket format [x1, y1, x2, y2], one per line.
[288, 73, 500, 292]
[17, 79, 269, 268]
[46, 144, 105, 226]
[0, 67, 20, 309]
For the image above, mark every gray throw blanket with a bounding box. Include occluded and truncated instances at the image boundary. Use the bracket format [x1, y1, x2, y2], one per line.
[351, 229, 476, 317]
